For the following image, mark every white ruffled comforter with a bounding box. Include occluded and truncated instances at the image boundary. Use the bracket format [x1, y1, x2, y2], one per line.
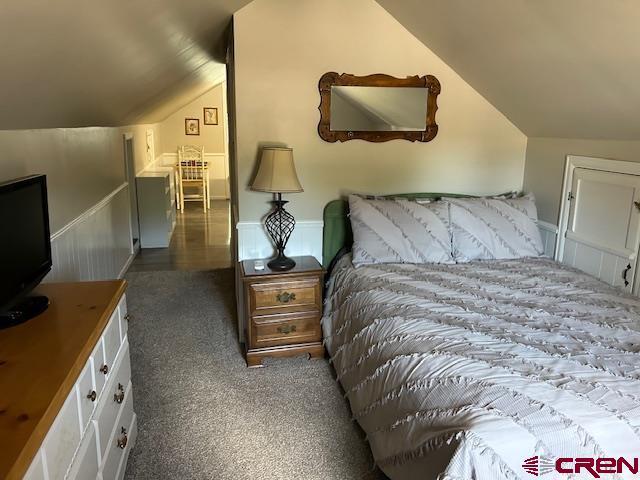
[321, 256, 640, 480]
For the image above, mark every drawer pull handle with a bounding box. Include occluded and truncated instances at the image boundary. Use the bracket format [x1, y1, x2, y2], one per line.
[117, 427, 128, 449]
[276, 292, 296, 303]
[113, 383, 125, 404]
[124, 313, 131, 322]
[99, 364, 109, 375]
[277, 324, 297, 335]
[87, 390, 97, 402]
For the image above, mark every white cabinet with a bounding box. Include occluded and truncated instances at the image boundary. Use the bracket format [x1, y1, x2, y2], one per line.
[66, 426, 99, 480]
[136, 171, 176, 248]
[22, 451, 45, 480]
[25, 294, 137, 480]
[42, 387, 81, 480]
[560, 160, 640, 292]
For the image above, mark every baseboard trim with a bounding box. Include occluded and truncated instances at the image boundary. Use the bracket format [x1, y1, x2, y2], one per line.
[118, 244, 139, 279]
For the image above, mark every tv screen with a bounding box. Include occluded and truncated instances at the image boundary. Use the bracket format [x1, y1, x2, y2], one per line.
[0, 175, 52, 312]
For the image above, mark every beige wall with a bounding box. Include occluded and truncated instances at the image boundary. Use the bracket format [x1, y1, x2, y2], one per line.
[523, 137, 640, 224]
[0, 127, 126, 232]
[233, 0, 527, 223]
[159, 84, 226, 155]
[123, 123, 162, 175]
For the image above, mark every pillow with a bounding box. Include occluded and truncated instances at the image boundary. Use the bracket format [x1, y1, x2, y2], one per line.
[445, 194, 544, 262]
[348, 195, 454, 266]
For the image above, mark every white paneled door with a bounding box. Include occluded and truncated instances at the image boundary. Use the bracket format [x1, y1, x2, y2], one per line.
[562, 167, 640, 292]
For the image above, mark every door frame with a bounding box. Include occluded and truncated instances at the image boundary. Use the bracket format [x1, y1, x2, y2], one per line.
[557, 155, 640, 292]
[122, 132, 140, 256]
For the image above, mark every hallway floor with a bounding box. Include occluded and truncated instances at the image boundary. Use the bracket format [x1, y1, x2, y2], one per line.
[129, 200, 232, 272]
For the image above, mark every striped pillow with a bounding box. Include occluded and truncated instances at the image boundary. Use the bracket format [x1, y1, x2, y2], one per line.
[445, 194, 544, 262]
[349, 195, 454, 266]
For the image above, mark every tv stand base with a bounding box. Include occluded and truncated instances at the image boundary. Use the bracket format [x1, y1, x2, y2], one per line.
[0, 295, 49, 329]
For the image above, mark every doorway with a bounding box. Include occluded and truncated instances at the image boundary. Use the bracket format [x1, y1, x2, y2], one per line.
[123, 134, 140, 252]
[129, 77, 232, 272]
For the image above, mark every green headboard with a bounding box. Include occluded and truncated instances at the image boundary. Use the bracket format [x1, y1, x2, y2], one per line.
[322, 192, 473, 268]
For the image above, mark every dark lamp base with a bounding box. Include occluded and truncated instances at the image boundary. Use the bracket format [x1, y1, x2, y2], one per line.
[268, 254, 296, 271]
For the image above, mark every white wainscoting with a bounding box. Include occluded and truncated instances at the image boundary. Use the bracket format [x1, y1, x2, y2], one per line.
[236, 220, 324, 263]
[45, 184, 134, 282]
[156, 152, 230, 200]
[537, 220, 558, 259]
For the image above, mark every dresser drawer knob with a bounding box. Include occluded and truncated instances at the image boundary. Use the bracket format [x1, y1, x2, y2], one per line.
[113, 383, 125, 404]
[99, 364, 109, 375]
[87, 390, 97, 402]
[276, 292, 296, 303]
[117, 427, 128, 449]
[277, 324, 297, 335]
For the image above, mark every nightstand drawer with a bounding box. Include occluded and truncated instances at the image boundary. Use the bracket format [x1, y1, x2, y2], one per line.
[251, 312, 321, 347]
[249, 278, 321, 315]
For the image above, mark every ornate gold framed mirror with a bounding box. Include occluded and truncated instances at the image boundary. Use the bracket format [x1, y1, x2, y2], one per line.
[317, 72, 441, 143]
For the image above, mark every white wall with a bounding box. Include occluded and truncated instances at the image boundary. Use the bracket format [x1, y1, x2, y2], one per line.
[124, 123, 162, 175]
[0, 127, 125, 232]
[523, 137, 640, 224]
[233, 0, 527, 229]
[0, 126, 136, 281]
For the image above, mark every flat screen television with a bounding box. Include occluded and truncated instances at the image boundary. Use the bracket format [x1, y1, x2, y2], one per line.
[0, 175, 52, 329]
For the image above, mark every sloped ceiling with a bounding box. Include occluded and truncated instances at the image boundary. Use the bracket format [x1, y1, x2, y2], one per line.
[377, 0, 640, 140]
[0, 0, 251, 130]
[3, 0, 637, 139]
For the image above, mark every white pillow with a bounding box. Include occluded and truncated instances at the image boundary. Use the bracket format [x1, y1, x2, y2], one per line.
[445, 194, 544, 262]
[348, 195, 454, 266]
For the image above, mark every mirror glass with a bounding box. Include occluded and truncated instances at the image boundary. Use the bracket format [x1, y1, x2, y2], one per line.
[330, 86, 428, 132]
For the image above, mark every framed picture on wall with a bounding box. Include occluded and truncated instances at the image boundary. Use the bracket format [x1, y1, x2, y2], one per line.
[185, 118, 200, 135]
[203, 107, 218, 125]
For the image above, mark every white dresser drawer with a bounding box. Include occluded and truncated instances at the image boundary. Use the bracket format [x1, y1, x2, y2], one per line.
[118, 295, 129, 343]
[115, 413, 136, 480]
[42, 387, 81, 480]
[95, 341, 131, 462]
[103, 309, 122, 372]
[67, 424, 99, 480]
[77, 359, 97, 432]
[100, 385, 134, 480]
[23, 450, 45, 480]
[92, 337, 108, 397]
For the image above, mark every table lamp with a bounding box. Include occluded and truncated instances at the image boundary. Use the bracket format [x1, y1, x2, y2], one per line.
[251, 147, 303, 271]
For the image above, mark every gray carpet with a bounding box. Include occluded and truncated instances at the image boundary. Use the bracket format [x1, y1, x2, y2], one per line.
[123, 269, 387, 480]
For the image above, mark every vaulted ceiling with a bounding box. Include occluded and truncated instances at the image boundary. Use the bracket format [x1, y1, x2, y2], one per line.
[2, 0, 638, 140]
[0, 0, 251, 130]
[377, 0, 640, 140]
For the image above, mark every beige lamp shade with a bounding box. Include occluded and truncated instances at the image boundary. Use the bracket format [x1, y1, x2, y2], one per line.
[251, 147, 303, 193]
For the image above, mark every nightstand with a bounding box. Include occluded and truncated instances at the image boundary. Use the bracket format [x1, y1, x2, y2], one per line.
[241, 255, 325, 367]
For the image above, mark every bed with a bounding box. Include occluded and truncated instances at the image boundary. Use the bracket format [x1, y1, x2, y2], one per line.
[320, 195, 640, 480]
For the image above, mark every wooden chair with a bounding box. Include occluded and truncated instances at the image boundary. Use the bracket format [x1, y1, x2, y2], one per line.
[177, 145, 209, 212]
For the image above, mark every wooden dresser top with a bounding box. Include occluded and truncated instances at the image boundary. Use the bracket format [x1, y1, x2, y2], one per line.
[0, 280, 126, 480]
